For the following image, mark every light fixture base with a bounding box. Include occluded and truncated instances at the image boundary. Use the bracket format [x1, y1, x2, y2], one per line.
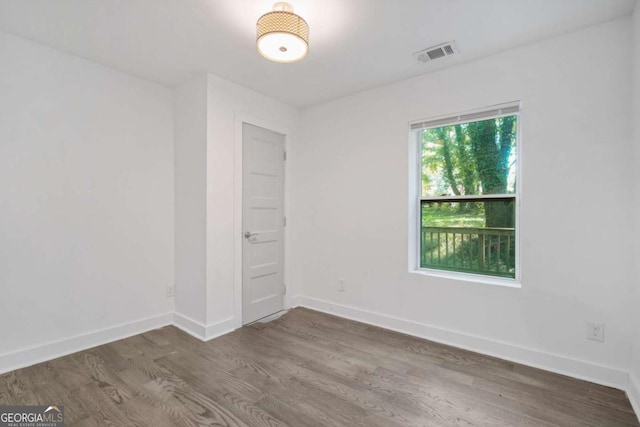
[272, 2, 294, 13]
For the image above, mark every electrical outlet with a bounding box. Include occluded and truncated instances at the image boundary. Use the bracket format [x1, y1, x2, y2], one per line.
[166, 285, 175, 298]
[587, 322, 604, 342]
[338, 279, 346, 292]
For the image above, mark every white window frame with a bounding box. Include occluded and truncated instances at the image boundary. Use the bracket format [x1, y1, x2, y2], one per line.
[408, 102, 522, 288]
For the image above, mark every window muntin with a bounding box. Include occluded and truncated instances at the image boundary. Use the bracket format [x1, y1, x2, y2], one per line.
[416, 110, 519, 280]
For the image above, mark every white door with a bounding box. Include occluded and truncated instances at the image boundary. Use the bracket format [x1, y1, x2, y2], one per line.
[242, 123, 285, 324]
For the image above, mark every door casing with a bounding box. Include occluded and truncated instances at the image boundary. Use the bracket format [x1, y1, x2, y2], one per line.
[233, 113, 292, 329]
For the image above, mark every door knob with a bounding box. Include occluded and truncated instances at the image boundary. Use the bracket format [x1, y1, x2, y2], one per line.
[244, 231, 258, 239]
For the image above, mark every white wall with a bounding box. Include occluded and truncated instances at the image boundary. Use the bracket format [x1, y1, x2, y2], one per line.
[0, 32, 174, 358]
[291, 18, 634, 385]
[630, 1, 640, 409]
[174, 75, 208, 325]
[205, 73, 298, 328]
[173, 73, 298, 337]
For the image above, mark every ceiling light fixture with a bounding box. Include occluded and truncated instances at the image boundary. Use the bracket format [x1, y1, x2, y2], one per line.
[256, 2, 309, 63]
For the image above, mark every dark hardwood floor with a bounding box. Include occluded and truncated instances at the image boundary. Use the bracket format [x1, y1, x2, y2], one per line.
[1, 307, 638, 426]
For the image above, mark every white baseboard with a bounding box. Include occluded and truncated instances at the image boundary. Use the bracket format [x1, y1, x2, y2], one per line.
[0, 312, 173, 375]
[173, 312, 207, 340]
[173, 312, 235, 341]
[628, 374, 640, 423]
[204, 317, 235, 340]
[291, 296, 630, 391]
[0, 296, 633, 410]
[0, 311, 238, 375]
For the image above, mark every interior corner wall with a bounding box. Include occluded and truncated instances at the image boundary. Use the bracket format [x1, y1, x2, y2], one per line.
[0, 31, 174, 367]
[174, 75, 209, 326]
[205, 73, 298, 329]
[630, 1, 640, 406]
[291, 17, 634, 387]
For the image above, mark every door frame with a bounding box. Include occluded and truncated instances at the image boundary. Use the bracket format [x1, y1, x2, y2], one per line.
[233, 113, 292, 328]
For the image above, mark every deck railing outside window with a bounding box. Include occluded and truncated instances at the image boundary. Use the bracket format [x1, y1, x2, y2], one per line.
[420, 226, 515, 278]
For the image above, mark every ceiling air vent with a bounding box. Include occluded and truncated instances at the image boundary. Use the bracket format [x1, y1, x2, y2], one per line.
[414, 41, 458, 63]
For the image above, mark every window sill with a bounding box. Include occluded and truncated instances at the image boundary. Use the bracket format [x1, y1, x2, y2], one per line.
[410, 268, 521, 289]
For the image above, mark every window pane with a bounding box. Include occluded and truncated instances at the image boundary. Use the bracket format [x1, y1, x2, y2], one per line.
[420, 199, 515, 278]
[420, 115, 517, 197]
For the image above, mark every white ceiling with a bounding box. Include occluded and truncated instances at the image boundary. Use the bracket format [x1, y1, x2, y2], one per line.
[0, 0, 636, 107]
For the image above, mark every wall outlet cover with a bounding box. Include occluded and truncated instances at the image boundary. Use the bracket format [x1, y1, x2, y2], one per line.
[587, 322, 604, 342]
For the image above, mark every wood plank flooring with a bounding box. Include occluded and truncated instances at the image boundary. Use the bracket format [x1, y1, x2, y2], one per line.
[1, 307, 638, 426]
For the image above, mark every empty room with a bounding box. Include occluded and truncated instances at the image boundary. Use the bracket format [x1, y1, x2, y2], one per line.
[1, 0, 640, 425]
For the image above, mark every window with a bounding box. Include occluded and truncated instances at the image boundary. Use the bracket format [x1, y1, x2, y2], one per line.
[410, 103, 520, 281]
